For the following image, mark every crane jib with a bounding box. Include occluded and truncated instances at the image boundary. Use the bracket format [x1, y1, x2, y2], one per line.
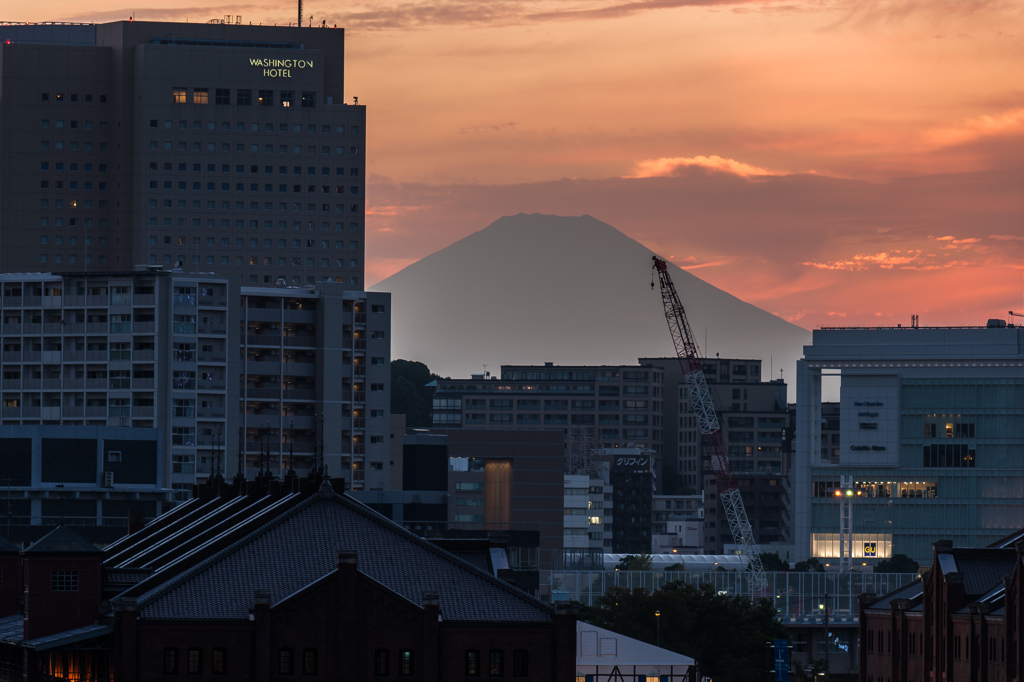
[651, 255, 769, 597]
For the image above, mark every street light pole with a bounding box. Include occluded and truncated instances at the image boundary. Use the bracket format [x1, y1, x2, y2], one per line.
[655, 610, 661, 647]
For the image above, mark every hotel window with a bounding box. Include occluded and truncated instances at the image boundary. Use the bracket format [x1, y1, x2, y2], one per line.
[172, 87, 187, 103]
[215, 88, 230, 105]
[301, 91, 317, 108]
[258, 90, 273, 106]
[302, 649, 317, 676]
[281, 91, 294, 107]
[235, 89, 252, 105]
[193, 88, 208, 104]
[187, 648, 202, 675]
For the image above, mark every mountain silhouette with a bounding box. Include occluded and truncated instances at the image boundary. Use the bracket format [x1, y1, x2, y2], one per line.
[371, 214, 810, 394]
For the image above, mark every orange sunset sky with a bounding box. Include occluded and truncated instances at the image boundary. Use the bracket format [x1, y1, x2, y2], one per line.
[34, 0, 1024, 328]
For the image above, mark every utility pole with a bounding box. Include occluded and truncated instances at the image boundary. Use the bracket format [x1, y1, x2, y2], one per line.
[297, 0, 302, 27]
[54, 484, 65, 525]
[1, 477, 13, 539]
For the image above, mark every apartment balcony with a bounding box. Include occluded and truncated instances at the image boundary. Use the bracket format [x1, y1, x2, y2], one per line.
[86, 323, 106, 334]
[2, 324, 20, 334]
[42, 323, 63, 335]
[198, 353, 227, 363]
[246, 359, 281, 373]
[1, 407, 20, 418]
[134, 321, 156, 333]
[62, 406, 84, 417]
[1, 352, 20, 362]
[41, 379, 62, 390]
[22, 324, 41, 334]
[23, 297, 42, 307]
[134, 378, 156, 389]
[63, 378, 84, 389]
[63, 350, 84, 361]
[198, 295, 227, 308]
[198, 324, 226, 335]
[86, 295, 107, 306]
[134, 294, 156, 306]
[22, 378, 41, 389]
[282, 336, 316, 348]
[246, 334, 281, 346]
[197, 379, 226, 391]
[22, 406, 40, 418]
[86, 351, 106, 362]
[41, 351, 61, 364]
[85, 379, 106, 390]
[22, 352, 40, 363]
[40, 406, 60, 420]
[282, 389, 315, 401]
[245, 308, 281, 322]
[3, 297, 21, 307]
[134, 349, 155, 361]
[246, 387, 280, 399]
[282, 363, 315, 377]
[85, 406, 106, 417]
[283, 309, 316, 324]
[63, 323, 85, 334]
[0, 379, 19, 390]
[198, 407, 226, 419]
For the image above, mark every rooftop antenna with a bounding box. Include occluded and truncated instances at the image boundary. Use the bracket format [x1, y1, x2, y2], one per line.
[297, 0, 302, 27]
[911, 314, 919, 329]
[235, 426, 245, 483]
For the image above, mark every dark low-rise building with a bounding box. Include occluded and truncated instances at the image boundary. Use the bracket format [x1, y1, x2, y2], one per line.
[859, 529, 1024, 682]
[0, 474, 577, 682]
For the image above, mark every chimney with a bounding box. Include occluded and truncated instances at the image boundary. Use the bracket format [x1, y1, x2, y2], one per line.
[253, 590, 272, 682]
[421, 591, 441, 682]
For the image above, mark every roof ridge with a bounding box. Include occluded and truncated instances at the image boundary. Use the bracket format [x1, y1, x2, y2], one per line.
[331, 491, 555, 615]
[136, 492, 320, 610]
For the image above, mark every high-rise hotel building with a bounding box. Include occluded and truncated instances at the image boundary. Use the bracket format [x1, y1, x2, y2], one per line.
[0, 21, 365, 287]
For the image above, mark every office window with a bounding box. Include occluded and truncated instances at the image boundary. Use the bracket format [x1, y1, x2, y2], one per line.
[259, 89, 273, 106]
[164, 648, 179, 675]
[215, 88, 230, 105]
[466, 650, 480, 677]
[301, 91, 317, 108]
[188, 648, 202, 675]
[281, 91, 294, 107]
[302, 649, 317, 676]
[374, 650, 389, 676]
[172, 87, 187, 103]
[237, 89, 252, 105]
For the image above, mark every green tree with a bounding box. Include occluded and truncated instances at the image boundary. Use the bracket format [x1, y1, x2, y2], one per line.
[390, 360, 445, 427]
[793, 557, 825, 573]
[615, 554, 654, 571]
[876, 553, 920, 573]
[759, 552, 789, 571]
[579, 581, 789, 682]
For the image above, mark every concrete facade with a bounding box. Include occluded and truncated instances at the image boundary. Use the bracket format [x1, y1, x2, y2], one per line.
[0, 21, 364, 288]
[795, 323, 1024, 564]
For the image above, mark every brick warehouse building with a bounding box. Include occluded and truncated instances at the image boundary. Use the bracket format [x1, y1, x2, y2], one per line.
[859, 530, 1024, 682]
[0, 475, 577, 682]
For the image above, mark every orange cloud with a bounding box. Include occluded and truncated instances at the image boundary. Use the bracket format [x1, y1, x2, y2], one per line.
[803, 251, 922, 271]
[924, 108, 1024, 149]
[626, 155, 786, 178]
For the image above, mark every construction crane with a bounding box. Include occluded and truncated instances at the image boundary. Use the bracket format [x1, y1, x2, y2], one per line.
[651, 255, 768, 597]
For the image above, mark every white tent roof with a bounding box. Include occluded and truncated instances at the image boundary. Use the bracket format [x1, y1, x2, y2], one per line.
[577, 621, 694, 667]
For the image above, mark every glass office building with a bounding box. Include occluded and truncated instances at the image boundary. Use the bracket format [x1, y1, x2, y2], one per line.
[794, 323, 1024, 564]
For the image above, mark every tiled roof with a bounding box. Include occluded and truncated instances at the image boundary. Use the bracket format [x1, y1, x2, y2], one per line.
[0, 536, 19, 553]
[957, 557, 1016, 596]
[138, 489, 553, 623]
[0, 615, 22, 644]
[25, 526, 100, 554]
[23, 623, 113, 651]
[106, 569, 152, 584]
[865, 580, 923, 611]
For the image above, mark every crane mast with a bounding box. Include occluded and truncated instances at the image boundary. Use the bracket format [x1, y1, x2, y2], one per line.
[652, 255, 768, 597]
